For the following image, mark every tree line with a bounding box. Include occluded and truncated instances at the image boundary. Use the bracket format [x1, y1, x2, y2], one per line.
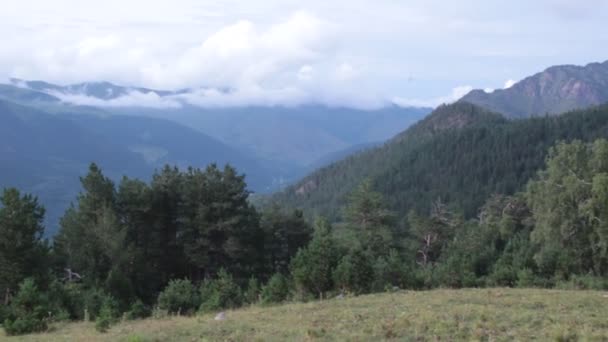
[3, 138, 608, 335]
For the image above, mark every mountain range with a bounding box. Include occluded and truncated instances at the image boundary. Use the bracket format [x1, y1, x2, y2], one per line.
[3, 59, 608, 234]
[0, 80, 430, 234]
[461, 60, 608, 118]
[269, 59, 608, 221]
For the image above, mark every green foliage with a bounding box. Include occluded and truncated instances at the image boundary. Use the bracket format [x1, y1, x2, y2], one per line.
[244, 277, 261, 304]
[290, 218, 339, 299]
[95, 296, 119, 333]
[127, 299, 150, 320]
[0, 188, 48, 304]
[260, 206, 313, 275]
[333, 248, 374, 295]
[371, 250, 410, 291]
[528, 139, 608, 276]
[180, 165, 262, 281]
[261, 273, 289, 304]
[157, 279, 200, 315]
[343, 180, 395, 256]
[3, 279, 48, 335]
[199, 269, 243, 312]
[273, 103, 608, 223]
[555, 275, 608, 290]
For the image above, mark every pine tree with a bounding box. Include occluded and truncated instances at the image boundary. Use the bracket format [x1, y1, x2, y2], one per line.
[0, 188, 47, 305]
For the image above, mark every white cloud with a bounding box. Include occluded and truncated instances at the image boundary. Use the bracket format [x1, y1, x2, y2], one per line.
[1, 1, 608, 108]
[49, 90, 182, 108]
[393, 85, 473, 108]
[332, 63, 358, 82]
[297, 65, 314, 81]
[504, 79, 517, 89]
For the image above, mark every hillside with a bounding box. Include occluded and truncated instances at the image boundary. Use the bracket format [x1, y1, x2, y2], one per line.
[0, 80, 431, 183]
[0, 99, 279, 235]
[5, 288, 608, 341]
[62, 114, 275, 191]
[269, 102, 608, 221]
[148, 105, 431, 167]
[461, 60, 608, 118]
[0, 100, 151, 234]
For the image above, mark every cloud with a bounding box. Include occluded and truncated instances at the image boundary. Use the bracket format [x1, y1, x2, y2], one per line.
[504, 79, 517, 89]
[1, 1, 608, 109]
[393, 85, 473, 108]
[49, 89, 182, 108]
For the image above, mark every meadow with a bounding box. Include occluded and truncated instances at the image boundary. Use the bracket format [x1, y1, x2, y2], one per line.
[4, 288, 608, 341]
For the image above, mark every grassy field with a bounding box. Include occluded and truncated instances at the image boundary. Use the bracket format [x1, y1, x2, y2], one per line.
[3, 288, 608, 341]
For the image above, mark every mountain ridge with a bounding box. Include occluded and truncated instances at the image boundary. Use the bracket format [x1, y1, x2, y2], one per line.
[461, 60, 608, 118]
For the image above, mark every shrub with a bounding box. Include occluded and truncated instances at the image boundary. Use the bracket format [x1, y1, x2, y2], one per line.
[95, 296, 119, 333]
[157, 279, 200, 315]
[372, 250, 410, 291]
[82, 287, 112, 320]
[489, 265, 517, 287]
[333, 248, 374, 295]
[0, 303, 8, 324]
[244, 277, 261, 304]
[555, 275, 608, 290]
[516, 268, 539, 288]
[127, 299, 150, 320]
[200, 269, 243, 312]
[261, 273, 289, 304]
[3, 278, 49, 335]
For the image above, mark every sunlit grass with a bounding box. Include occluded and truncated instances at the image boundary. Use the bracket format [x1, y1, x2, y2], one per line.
[4, 288, 608, 341]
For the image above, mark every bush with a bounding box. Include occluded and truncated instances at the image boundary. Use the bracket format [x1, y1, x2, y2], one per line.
[3, 278, 49, 336]
[157, 279, 200, 315]
[82, 287, 113, 321]
[333, 248, 374, 295]
[372, 250, 410, 291]
[95, 296, 119, 333]
[127, 299, 150, 320]
[244, 277, 261, 304]
[261, 273, 289, 304]
[516, 268, 541, 288]
[555, 275, 608, 290]
[200, 269, 243, 312]
[0, 303, 8, 324]
[489, 265, 518, 287]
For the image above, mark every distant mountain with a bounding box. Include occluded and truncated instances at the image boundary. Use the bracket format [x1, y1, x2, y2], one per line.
[0, 99, 150, 235]
[0, 98, 284, 235]
[120, 105, 431, 168]
[269, 101, 608, 222]
[62, 113, 276, 190]
[0, 79, 431, 175]
[307, 141, 381, 171]
[461, 60, 608, 118]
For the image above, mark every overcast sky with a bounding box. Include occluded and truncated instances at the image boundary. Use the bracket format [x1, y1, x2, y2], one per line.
[1, 0, 608, 108]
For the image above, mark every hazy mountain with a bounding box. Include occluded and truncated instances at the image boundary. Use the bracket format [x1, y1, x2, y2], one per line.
[61, 113, 277, 190]
[0, 98, 287, 235]
[461, 60, 608, 118]
[115, 105, 431, 167]
[0, 99, 151, 235]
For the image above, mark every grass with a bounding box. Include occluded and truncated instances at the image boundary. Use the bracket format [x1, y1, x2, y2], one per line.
[4, 288, 608, 341]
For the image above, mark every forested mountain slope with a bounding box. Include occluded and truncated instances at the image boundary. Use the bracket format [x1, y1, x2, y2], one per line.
[461, 60, 608, 118]
[0, 99, 278, 234]
[0, 100, 150, 234]
[62, 114, 275, 190]
[269, 102, 608, 221]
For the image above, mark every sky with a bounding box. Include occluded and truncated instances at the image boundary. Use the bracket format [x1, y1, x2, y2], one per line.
[1, 0, 608, 109]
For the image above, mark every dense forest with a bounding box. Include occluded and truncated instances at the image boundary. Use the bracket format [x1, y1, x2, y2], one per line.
[4, 131, 608, 335]
[270, 102, 608, 222]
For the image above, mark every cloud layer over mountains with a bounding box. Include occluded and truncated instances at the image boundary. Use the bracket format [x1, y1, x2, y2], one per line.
[2, 0, 608, 108]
